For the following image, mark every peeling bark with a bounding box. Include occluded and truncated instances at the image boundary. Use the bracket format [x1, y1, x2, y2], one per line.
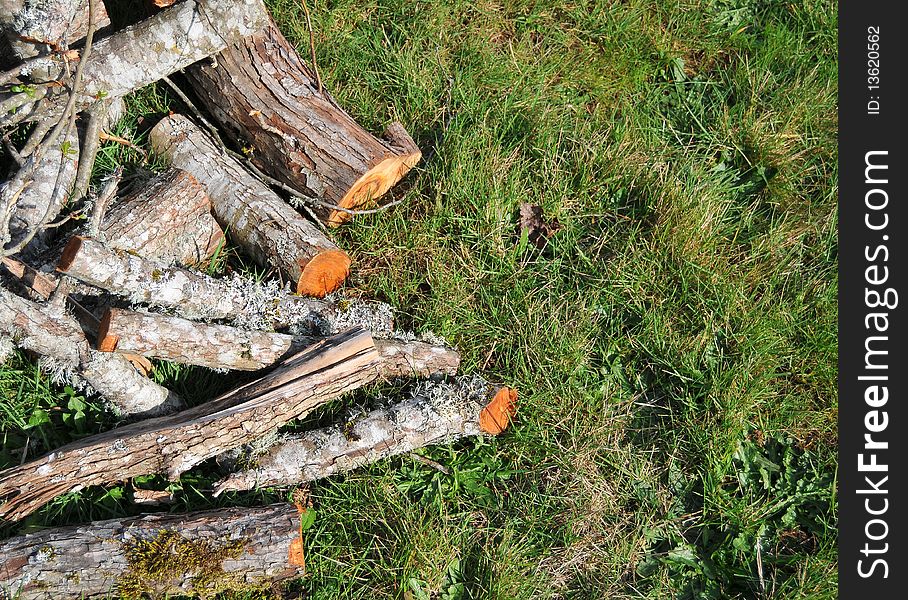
[0, 328, 380, 521]
[149, 114, 350, 296]
[216, 378, 516, 494]
[185, 16, 421, 226]
[100, 168, 224, 266]
[0, 285, 183, 419]
[0, 503, 303, 599]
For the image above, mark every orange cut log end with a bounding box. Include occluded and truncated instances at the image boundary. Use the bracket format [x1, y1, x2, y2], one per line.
[296, 250, 351, 297]
[479, 387, 518, 435]
[326, 150, 422, 227]
[56, 236, 86, 273]
[96, 308, 120, 352]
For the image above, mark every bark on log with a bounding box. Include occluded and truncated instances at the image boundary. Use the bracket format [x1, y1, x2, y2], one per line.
[57, 236, 376, 333]
[0, 285, 183, 419]
[0, 328, 380, 521]
[97, 307, 302, 371]
[97, 306, 460, 376]
[1, 126, 79, 253]
[100, 168, 224, 266]
[1, 0, 109, 67]
[6, 0, 270, 122]
[0, 503, 303, 599]
[149, 114, 350, 296]
[185, 17, 421, 226]
[215, 378, 517, 494]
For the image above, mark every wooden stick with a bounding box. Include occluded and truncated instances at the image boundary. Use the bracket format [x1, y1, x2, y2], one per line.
[0, 328, 380, 521]
[149, 114, 351, 296]
[97, 307, 301, 371]
[100, 168, 224, 266]
[215, 378, 517, 494]
[0, 503, 303, 599]
[0, 285, 183, 419]
[57, 236, 377, 333]
[97, 307, 460, 376]
[185, 16, 421, 227]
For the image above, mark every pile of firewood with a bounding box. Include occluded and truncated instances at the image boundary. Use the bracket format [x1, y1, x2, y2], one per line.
[0, 1, 517, 597]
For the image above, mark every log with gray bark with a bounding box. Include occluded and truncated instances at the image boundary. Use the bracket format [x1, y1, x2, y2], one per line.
[97, 307, 303, 371]
[149, 114, 351, 297]
[96, 306, 460, 376]
[57, 236, 382, 333]
[0, 503, 304, 599]
[0, 285, 183, 419]
[99, 168, 224, 266]
[0, 328, 380, 521]
[185, 16, 421, 226]
[2, 0, 270, 123]
[215, 377, 517, 494]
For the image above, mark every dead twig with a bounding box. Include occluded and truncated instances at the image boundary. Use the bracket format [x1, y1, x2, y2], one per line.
[300, 0, 323, 95]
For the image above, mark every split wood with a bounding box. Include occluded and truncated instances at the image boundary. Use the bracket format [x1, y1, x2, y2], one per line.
[0, 328, 379, 521]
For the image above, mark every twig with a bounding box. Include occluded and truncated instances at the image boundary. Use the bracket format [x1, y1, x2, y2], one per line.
[72, 101, 107, 201]
[410, 452, 451, 475]
[1, 134, 23, 167]
[161, 75, 225, 154]
[2, 0, 99, 258]
[0, 50, 79, 87]
[97, 130, 148, 159]
[19, 118, 54, 157]
[226, 147, 405, 216]
[300, 0, 323, 95]
[0, 87, 48, 126]
[88, 166, 122, 237]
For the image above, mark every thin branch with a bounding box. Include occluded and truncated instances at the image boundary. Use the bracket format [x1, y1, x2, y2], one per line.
[72, 101, 108, 201]
[300, 0, 323, 95]
[87, 165, 121, 237]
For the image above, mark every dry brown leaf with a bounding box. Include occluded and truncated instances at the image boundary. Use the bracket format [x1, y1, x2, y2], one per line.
[479, 387, 518, 435]
[152, 0, 177, 7]
[518, 203, 560, 249]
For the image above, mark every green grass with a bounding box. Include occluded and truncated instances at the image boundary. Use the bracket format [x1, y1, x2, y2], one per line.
[0, 0, 837, 598]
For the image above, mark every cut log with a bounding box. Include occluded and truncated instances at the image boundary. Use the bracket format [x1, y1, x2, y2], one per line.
[0, 285, 183, 419]
[3, 0, 270, 122]
[57, 236, 377, 333]
[185, 16, 421, 226]
[100, 168, 224, 266]
[97, 307, 302, 371]
[149, 114, 350, 296]
[96, 306, 460, 376]
[0, 503, 303, 599]
[0, 328, 380, 521]
[215, 377, 517, 494]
